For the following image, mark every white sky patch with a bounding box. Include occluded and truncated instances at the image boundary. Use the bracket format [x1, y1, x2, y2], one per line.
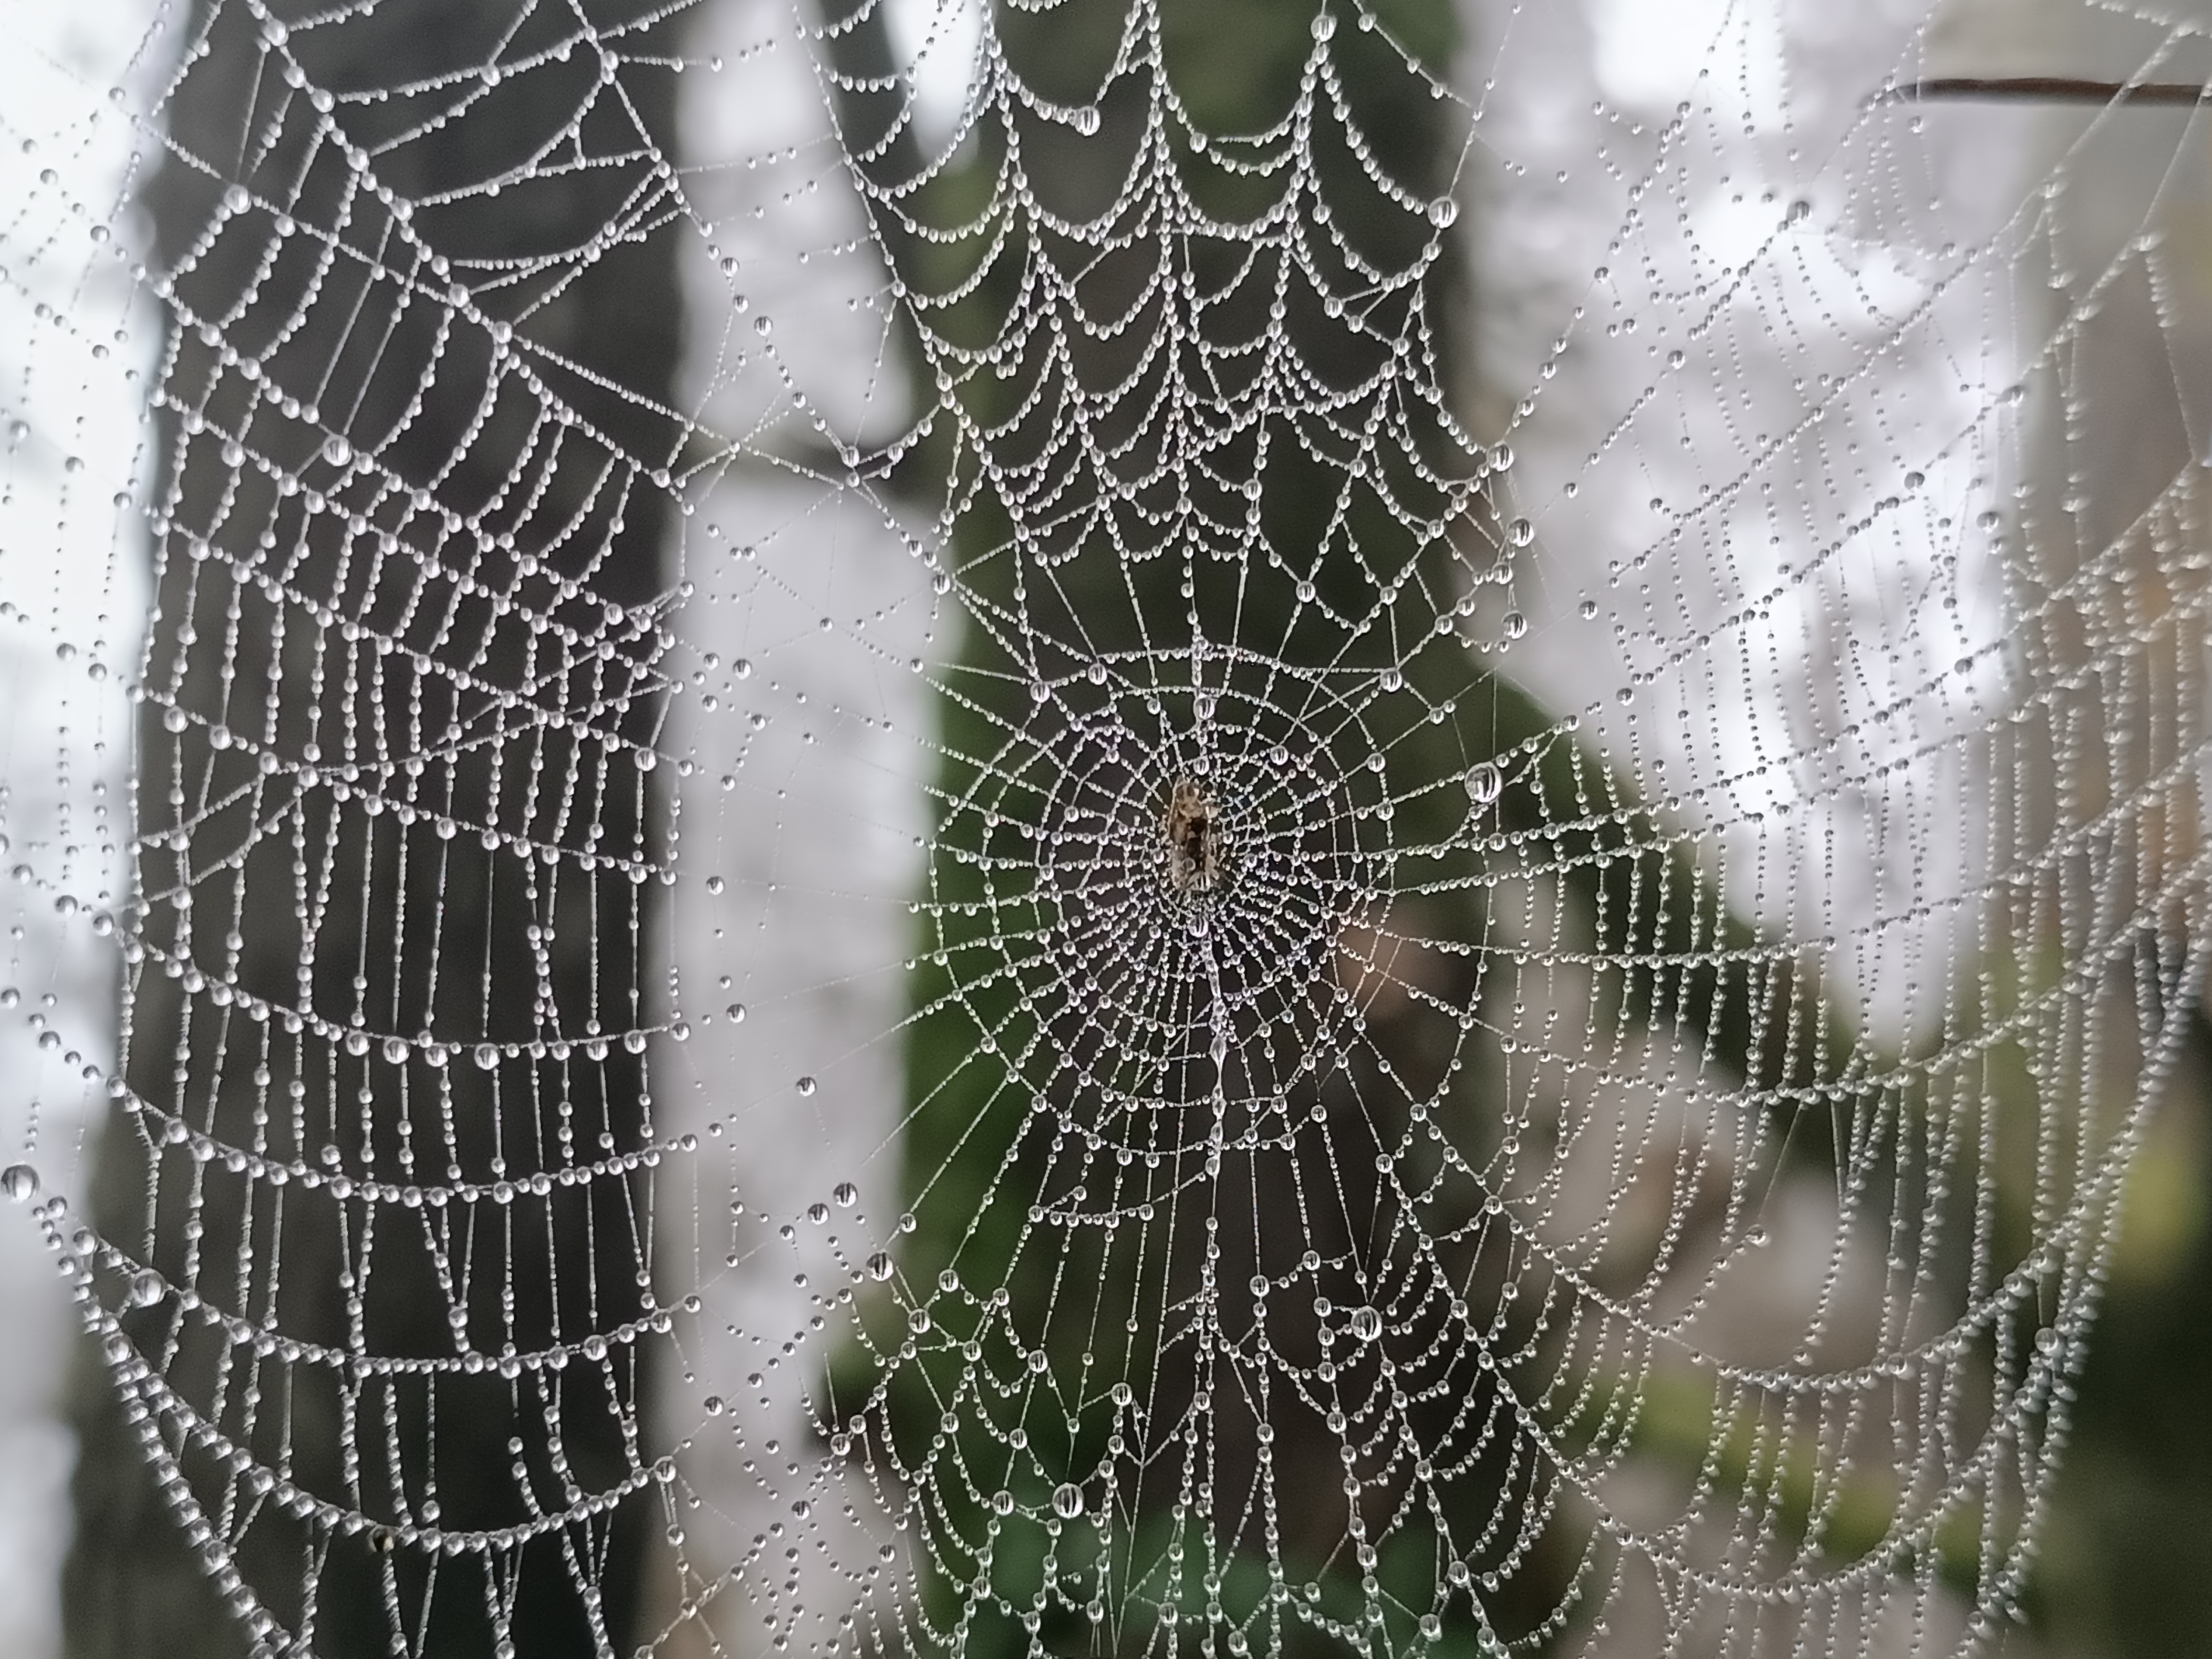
[0, 3, 163, 1656]
[1588, 0, 1787, 124]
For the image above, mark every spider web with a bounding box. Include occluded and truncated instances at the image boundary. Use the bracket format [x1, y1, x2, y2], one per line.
[2, 0, 2210, 1657]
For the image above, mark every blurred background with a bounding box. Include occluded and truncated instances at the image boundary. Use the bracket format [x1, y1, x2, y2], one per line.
[0, 0, 2209, 1656]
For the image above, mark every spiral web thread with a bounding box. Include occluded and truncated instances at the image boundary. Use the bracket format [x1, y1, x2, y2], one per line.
[1, 0, 2210, 1656]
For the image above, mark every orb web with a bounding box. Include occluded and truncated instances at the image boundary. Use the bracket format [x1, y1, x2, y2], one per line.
[0, 1, 2208, 1657]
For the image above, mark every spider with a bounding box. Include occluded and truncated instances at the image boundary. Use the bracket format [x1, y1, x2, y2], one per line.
[1161, 776, 1226, 895]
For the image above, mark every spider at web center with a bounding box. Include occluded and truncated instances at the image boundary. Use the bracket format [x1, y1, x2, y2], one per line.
[1161, 775, 1229, 897]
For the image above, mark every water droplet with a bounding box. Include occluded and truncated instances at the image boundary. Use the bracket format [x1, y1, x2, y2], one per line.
[1501, 612, 1527, 640]
[1464, 762, 1501, 805]
[992, 1490, 1015, 1516]
[129, 1269, 163, 1307]
[321, 435, 353, 467]
[1051, 1482, 1084, 1520]
[473, 1043, 500, 1070]
[866, 1252, 894, 1281]
[725, 1002, 746, 1023]
[1349, 1305, 1382, 1341]
[1490, 443, 1514, 473]
[834, 1181, 859, 1206]
[1507, 517, 1534, 548]
[807, 1201, 830, 1224]
[1311, 10, 1336, 39]
[796, 1075, 817, 1096]
[1428, 198, 1457, 229]
[1, 1164, 38, 1202]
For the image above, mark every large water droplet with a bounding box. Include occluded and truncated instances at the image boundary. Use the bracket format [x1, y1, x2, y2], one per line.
[1464, 762, 1501, 805]
[1, 1164, 38, 1202]
[1051, 1482, 1084, 1520]
[1349, 1305, 1382, 1341]
[129, 1269, 164, 1308]
[866, 1252, 894, 1281]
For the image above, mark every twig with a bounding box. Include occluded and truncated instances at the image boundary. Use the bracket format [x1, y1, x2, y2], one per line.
[1876, 77, 2211, 107]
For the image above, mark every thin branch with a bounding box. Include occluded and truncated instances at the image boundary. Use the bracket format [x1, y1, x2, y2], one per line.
[1876, 77, 2212, 107]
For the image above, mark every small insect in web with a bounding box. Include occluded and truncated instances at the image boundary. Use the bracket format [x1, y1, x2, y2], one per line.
[1162, 776, 1227, 895]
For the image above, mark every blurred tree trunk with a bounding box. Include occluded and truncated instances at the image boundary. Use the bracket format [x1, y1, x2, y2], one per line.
[65, 4, 683, 1656]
